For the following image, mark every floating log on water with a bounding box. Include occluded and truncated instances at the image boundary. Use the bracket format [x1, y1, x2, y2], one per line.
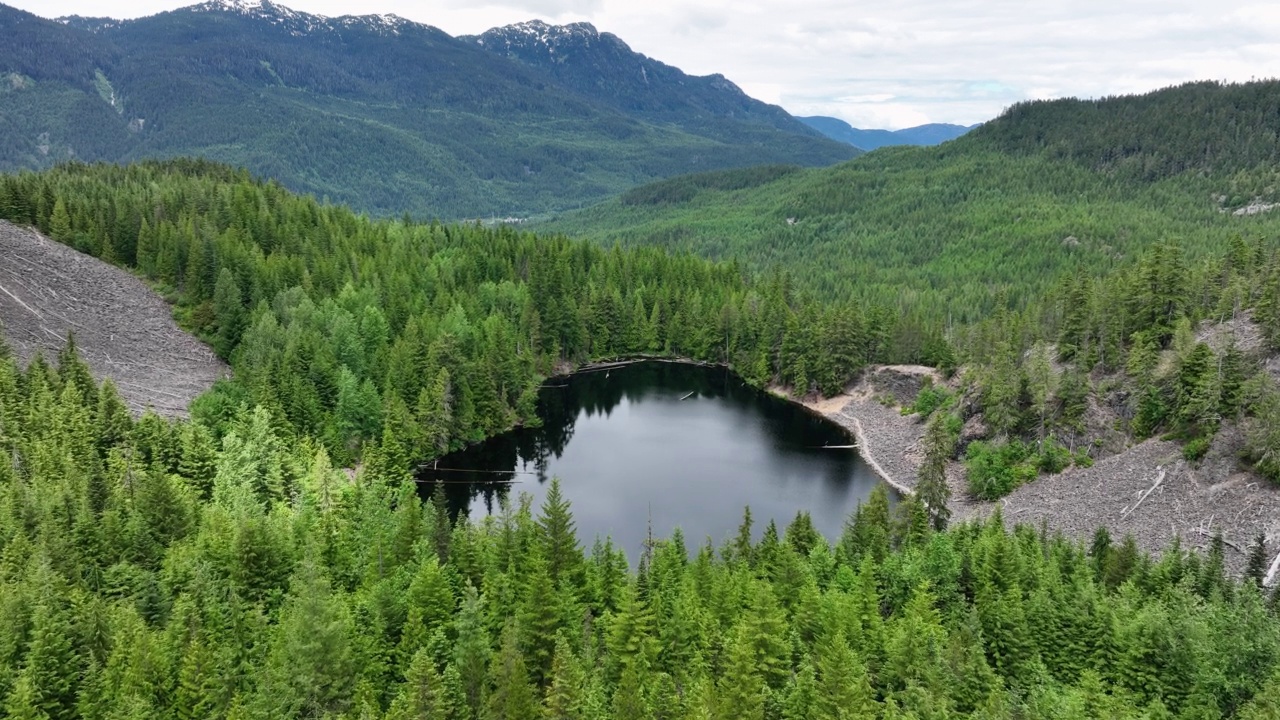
[416, 466, 539, 477]
[809, 444, 858, 449]
[679, 391, 695, 401]
[416, 478, 521, 484]
[575, 359, 644, 374]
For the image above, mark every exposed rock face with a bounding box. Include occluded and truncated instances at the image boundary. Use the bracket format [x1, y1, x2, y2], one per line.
[862, 365, 940, 407]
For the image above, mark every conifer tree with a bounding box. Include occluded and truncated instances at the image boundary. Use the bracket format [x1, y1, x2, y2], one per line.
[544, 635, 586, 720]
[814, 631, 878, 720]
[1247, 534, 1270, 589]
[386, 649, 442, 720]
[455, 585, 491, 717]
[537, 479, 582, 586]
[916, 412, 954, 531]
[486, 623, 539, 720]
[256, 561, 356, 718]
[49, 197, 72, 241]
[716, 624, 765, 720]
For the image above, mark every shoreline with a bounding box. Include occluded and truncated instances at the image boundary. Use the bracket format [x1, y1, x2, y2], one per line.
[845, 415, 917, 497]
[556, 357, 925, 498]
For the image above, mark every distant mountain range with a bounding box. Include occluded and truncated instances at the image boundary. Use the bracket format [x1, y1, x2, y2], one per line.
[799, 117, 978, 150]
[0, 0, 856, 218]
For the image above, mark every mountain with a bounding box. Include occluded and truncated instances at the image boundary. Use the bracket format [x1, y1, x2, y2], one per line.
[540, 80, 1280, 337]
[0, 1, 856, 219]
[466, 20, 824, 138]
[799, 116, 977, 150]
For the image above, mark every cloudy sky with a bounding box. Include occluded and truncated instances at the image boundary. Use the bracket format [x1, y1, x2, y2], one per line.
[11, 0, 1280, 128]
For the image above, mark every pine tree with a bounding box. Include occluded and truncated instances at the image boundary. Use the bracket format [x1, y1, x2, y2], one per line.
[839, 486, 891, 564]
[916, 412, 954, 531]
[386, 649, 442, 720]
[518, 554, 561, 687]
[256, 562, 356, 716]
[1247, 534, 1269, 589]
[814, 631, 878, 720]
[431, 483, 453, 562]
[49, 197, 72, 241]
[782, 662, 817, 720]
[455, 585, 491, 717]
[5, 600, 78, 720]
[716, 625, 765, 720]
[613, 663, 651, 720]
[537, 479, 582, 586]
[486, 623, 539, 720]
[399, 555, 457, 674]
[212, 268, 246, 358]
[544, 635, 586, 720]
[174, 634, 224, 720]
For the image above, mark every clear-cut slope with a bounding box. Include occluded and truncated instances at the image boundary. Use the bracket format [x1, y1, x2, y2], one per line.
[0, 220, 227, 417]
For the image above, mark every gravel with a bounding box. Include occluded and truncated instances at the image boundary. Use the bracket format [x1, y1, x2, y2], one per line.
[815, 366, 1280, 578]
[0, 221, 228, 417]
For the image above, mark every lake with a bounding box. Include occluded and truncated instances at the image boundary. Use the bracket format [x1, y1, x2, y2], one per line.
[419, 361, 890, 557]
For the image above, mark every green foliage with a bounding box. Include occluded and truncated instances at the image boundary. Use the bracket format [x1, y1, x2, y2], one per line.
[1243, 378, 1280, 484]
[0, 160, 880, 465]
[1182, 436, 1212, 462]
[545, 81, 1280, 373]
[916, 411, 956, 530]
[619, 164, 803, 206]
[965, 441, 1037, 500]
[904, 378, 952, 417]
[0, 5, 853, 219]
[964, 436, 1079, 501]
[0, 350, 1276, 719]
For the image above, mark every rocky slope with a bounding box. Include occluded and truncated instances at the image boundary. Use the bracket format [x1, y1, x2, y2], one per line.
[815, 363, 1280, 579]
[0, 220, 227, 416]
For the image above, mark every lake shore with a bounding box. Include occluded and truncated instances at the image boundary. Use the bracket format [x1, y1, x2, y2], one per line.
[794, 366, 1280, 578]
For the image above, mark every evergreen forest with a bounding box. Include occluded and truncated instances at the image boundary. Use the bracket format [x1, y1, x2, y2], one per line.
[2, 345, 1280, 719]
[2, 79, 1280, 720]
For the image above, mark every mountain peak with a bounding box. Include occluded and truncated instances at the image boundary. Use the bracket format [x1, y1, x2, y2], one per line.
[186, 0, 413, 35]
[472, 19, 608, 53]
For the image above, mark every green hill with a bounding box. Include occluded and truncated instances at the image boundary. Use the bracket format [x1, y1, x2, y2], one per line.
[0, 1, 855, 219]
[541, 80, 1280, 325]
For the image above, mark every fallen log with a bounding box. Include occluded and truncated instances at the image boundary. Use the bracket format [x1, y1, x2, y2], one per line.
[1121, 467, 1166, 519]
[1265, 552, 1280, 588]
[1193, 527, 1245, 553]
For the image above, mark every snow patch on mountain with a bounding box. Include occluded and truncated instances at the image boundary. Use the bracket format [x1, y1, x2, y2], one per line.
[187, 0, 415, 36]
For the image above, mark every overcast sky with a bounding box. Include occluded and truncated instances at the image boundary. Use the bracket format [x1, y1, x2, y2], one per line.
[11, 0, 1280, 129]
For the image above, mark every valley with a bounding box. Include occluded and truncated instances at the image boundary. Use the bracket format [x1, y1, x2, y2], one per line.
[0, 0, 856, 219]
[2, 7, 1280, 716]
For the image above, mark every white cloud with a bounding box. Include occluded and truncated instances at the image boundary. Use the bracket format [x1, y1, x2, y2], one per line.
[11, 0, 1280, 129]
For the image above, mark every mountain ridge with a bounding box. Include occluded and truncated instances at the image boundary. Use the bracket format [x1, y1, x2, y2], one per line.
[800, 116, 978, 150]
[0, 1, 856, 218]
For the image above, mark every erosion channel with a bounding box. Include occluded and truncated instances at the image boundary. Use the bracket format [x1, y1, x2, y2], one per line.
[419, 361, 890, 556]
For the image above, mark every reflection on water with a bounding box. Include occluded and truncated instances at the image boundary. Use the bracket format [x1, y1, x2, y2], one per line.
[418, 361, 890, 558]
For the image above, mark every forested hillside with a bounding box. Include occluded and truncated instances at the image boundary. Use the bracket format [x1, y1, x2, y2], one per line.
[3, 347, 1280, 719]
[542, 81, 1280, 331]
[0, 1, 855, 219]
[798, 117, 976, 150]
[541, 80, 1280, 511]
[0, 160, 884, 468]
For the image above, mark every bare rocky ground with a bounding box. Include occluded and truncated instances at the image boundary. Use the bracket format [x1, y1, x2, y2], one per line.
[0, 221, 228, 417]
[811, 363, 1280, 579]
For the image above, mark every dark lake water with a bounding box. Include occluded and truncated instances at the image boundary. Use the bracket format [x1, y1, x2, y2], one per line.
[419, 362, 889, 558]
